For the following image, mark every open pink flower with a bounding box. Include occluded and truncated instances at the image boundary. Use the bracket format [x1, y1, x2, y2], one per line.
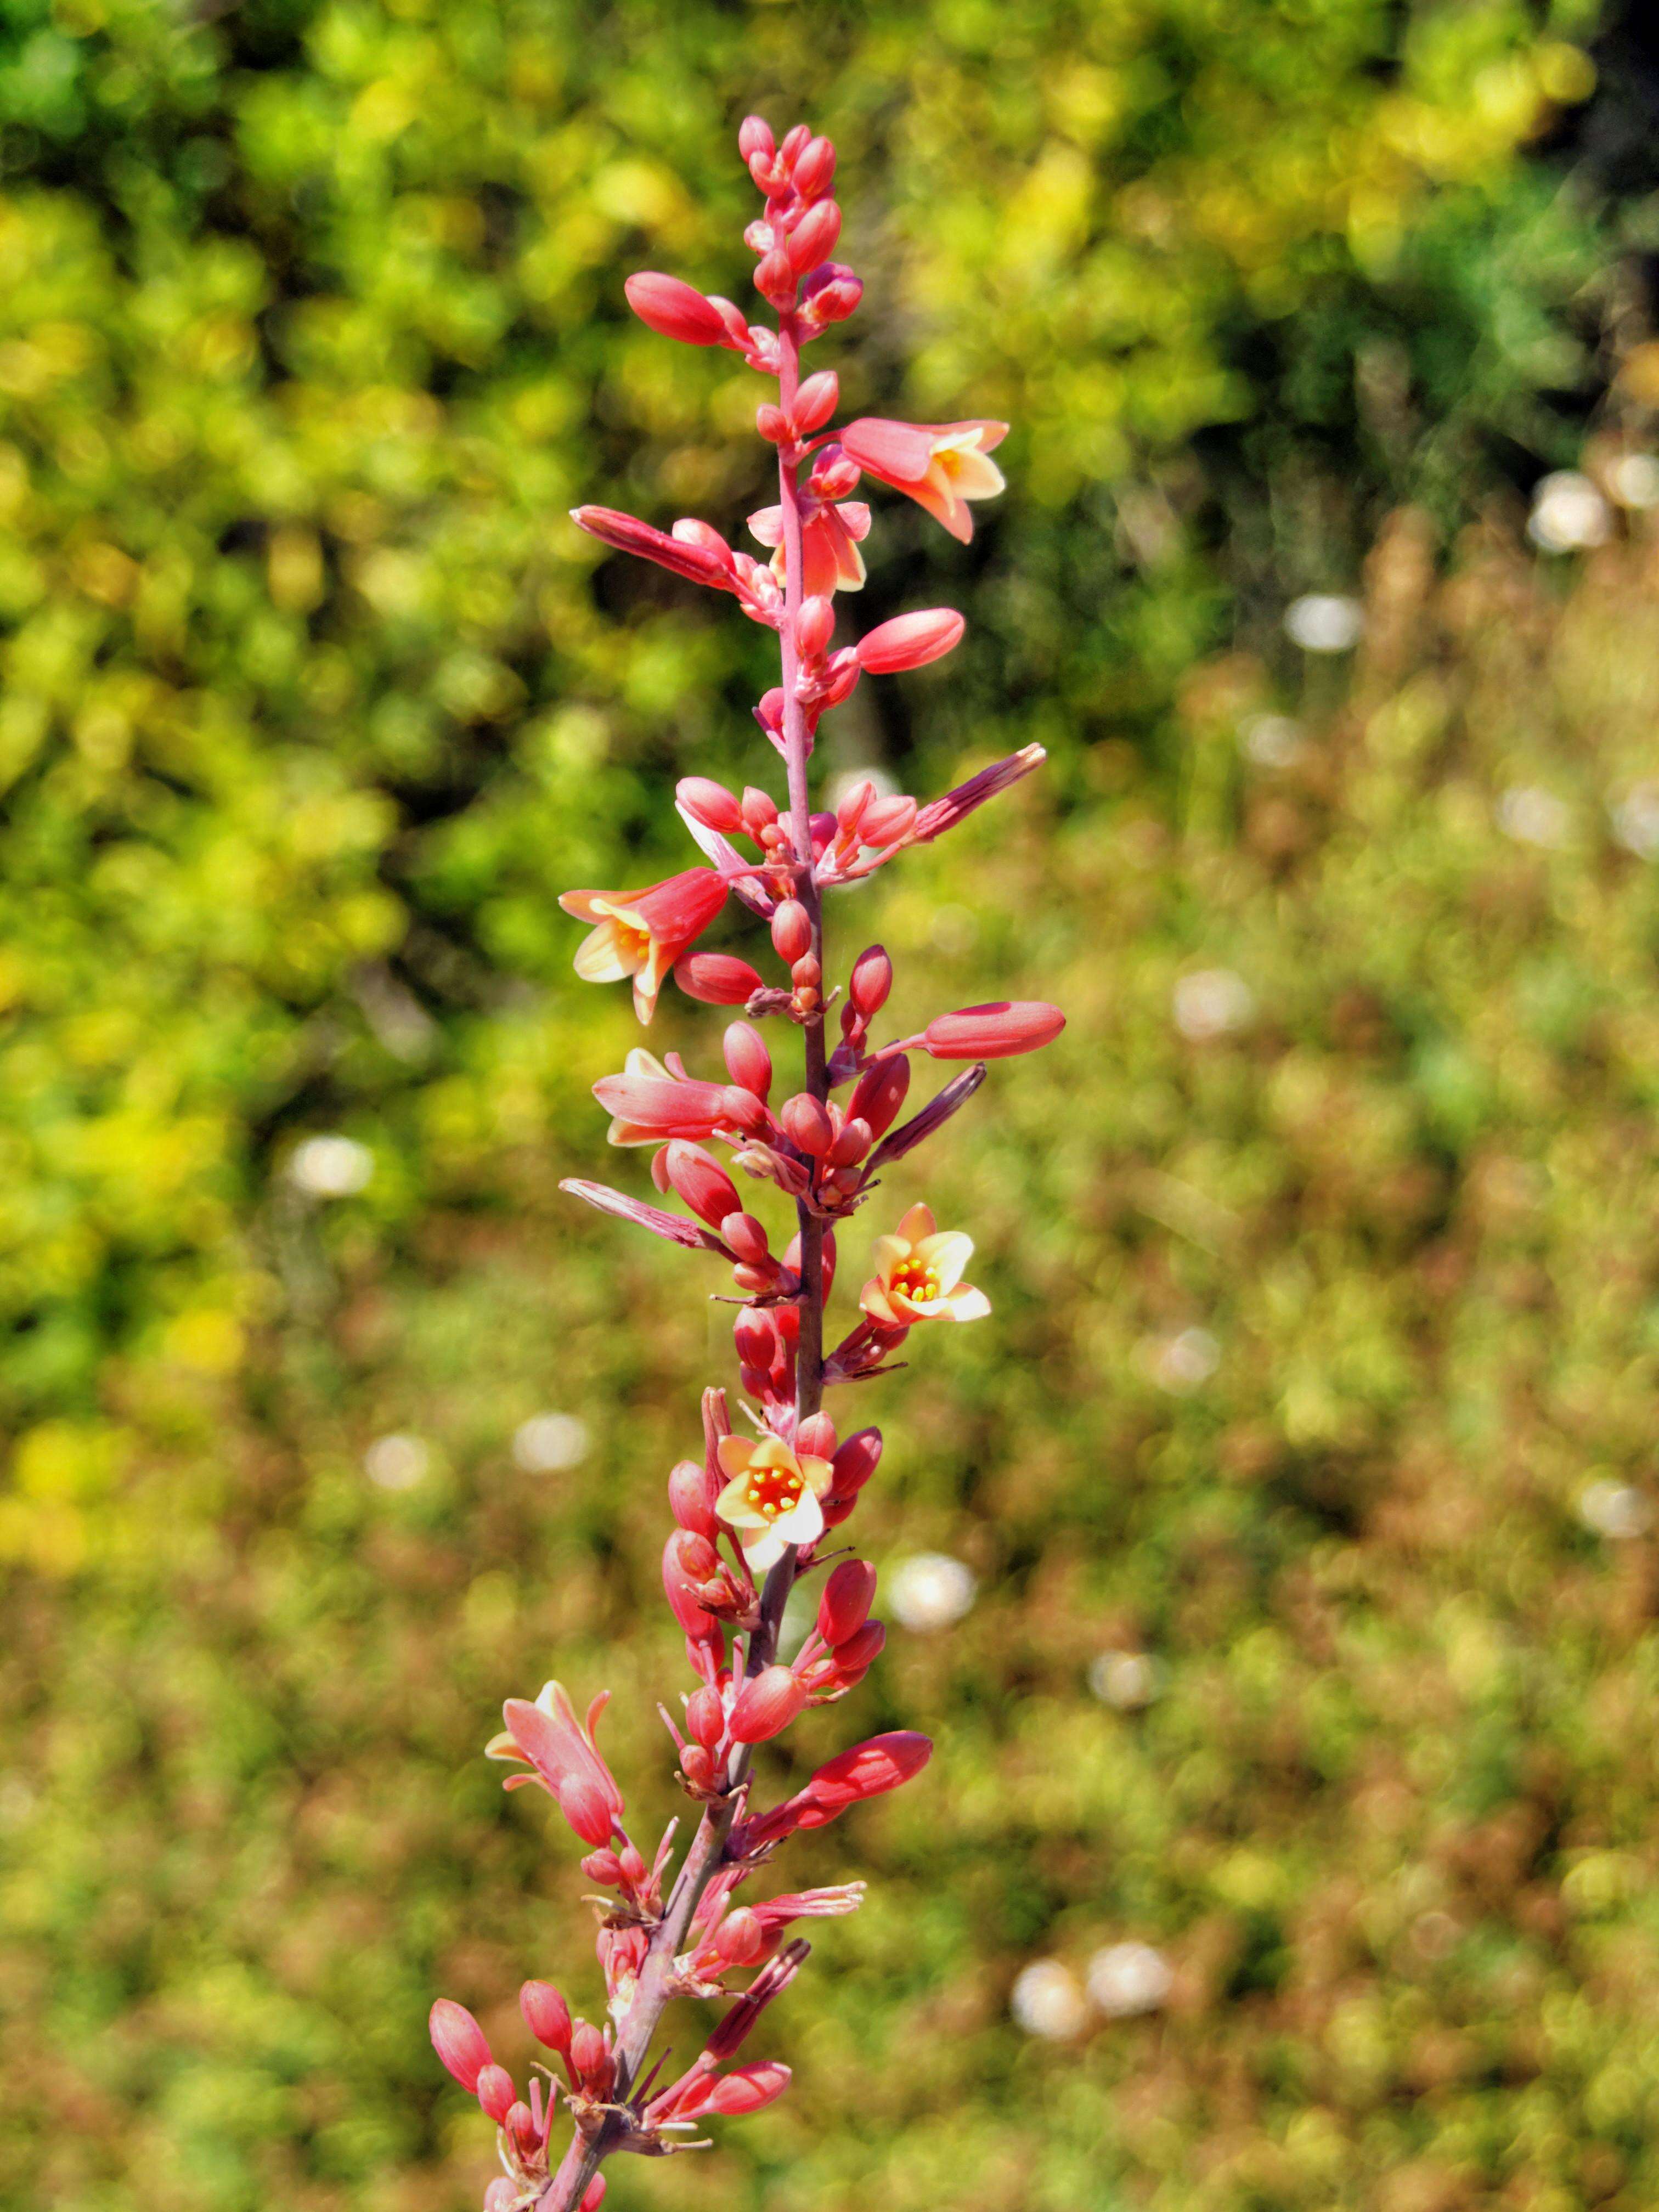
[748, 500, 871, 597]
[838, 418, 1007, 542]
[560, 869, 729, 1023]
[488, 1681, 626, 1849]
[715, 1433, 834, 1572]
[859, 1201, 989, 1327]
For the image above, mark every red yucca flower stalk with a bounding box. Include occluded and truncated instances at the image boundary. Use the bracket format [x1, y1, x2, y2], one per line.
[430, 115, 1064, 2211]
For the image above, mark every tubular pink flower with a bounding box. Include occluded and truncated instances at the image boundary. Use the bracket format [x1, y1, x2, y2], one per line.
[571, 505, 736, 589]
[714, 1433, 834, 1573]
[923, 1000, 1067, 1060]
[560, 868, 729, 1024]
[859, 1201, 990, 1327]
[592, 1050, 736, 1147]
[839, 417, 1008, 542]
[749, 499, 870, 597]
[488, 1681, 625, 1848]
[624, 272, 733, 347]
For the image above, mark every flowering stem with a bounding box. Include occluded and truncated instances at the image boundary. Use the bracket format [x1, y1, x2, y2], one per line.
[539, 307, 826, 2212]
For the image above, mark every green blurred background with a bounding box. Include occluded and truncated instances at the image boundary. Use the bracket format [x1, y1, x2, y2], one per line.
[8, 0, 1659, 2204]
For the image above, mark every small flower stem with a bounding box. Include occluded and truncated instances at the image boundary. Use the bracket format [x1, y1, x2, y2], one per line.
[538, 296, 825, 2212]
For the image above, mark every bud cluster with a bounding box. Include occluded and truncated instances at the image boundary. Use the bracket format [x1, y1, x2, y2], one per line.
[432, 116, 1063, 2210]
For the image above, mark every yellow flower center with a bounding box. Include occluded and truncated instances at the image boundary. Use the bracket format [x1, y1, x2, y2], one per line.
[748, 1463, 805, 1519]
[890, 1257, 941, 1304]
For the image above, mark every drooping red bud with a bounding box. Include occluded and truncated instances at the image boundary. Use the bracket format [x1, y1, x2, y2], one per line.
[771, 900, 812, 962]
[476, 2063, 517, 2124]
[520, 1980, 573, 2055]
[675, 951, 765, 1007]
[849, 945, 892, 1018]
[923, 1001, 1066, 1060]
[730, 1664, 809, 1743]
[857, 608, 965, 674]
[723, 1020, 772, 1100]
[669, 1456, 720, 1539]
[430, 2000, 492, 2091]
[819, 1559, 877, 1644]
[624, 272, 731, 347]
[677, 776, 745, 833]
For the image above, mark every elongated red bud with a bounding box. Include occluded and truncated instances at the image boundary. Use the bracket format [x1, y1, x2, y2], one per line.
[662, 1141, 741, 1228]
[787, 199, 842, 274]
[755, 403, 788, 444]
[720, 1086, 771, 1136]
[669, 1456, 719, 1538]
[738, 115, 775, 163]
[755, 248, 794, 305]
[849, 1052, 911, 1138]
[625, 272, 730, 346]
[793, 134, 836, 199]
[678, 776, 744, 833]
[730, 1664, 809, 1743]
[924, 1001, 1066, 1060]
[476, 2063, 516, 2124]
[430, 2000, 492, 2091]
[686, 1684, 725, 1748]
[720, 1211, 771, 1267]
[708, 2058, 792, 2115]
[849, 945, 892, 1018]
[831, 1426, 883, 1496]
[771, 900, 812, 962]
[520, 1980, 572, 2055]
[723, 1020, 772, 1099]
[833, 1619, 886, 1671]
[857, 608, 964, 674]
[794, 370, 839, 433]
[713, 1907, 767, 1966]
[780, 1092, 834, 1158]
[819, 1559, 877, 1644]
[569, 2023, 612, 2092]
[675, 951, 765, 1007]
[781, 123, 811, 163]
[797, 595, 834, 658]
[558, 1771, 617, 1848]
[579, 2176, 607, 2212]
[583, 1844, 624, 1884]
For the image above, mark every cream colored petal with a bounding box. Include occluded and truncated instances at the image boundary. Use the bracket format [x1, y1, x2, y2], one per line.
[624, 1048, 670, 1080]
[896, 1201, 936, 1246]
[799, 1453, 835, 1498]
[941, 1283, 991, 1322]
[913, 1229, 974, 1294]
[860, 1278, 900, 1325]
[867, 1235, 909, 1283]
[717, 1435, 754, 1480]
[574, 921, 640, 984]
[774, 1489, 824, 1549]
[740, 1526, 786, 1573]
[949, 448, 1006, 500]
[715, 1474, 768, 1529]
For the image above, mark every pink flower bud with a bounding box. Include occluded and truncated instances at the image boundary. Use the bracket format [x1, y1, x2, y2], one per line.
[713, 1906, 768, 1966]
[831, 1426, 883, 1496]
[624, 272, 730, 347]
[675, 951, 765, 1007]
[569, 2023, 612, 2093]
[781, 123, 811, 164]
[795, 1411, 837, 1458]
[799, 267, 863, 330]
[686, 1684, 725, 1747]
[708, 2059, 792, 2114]
[833, 1619, 885, 1671]
[770, 900, 812, 962]
[797, 595, 835, 658]
[723, 1020, 772, 1100]
[579, 2177, 607, 2212]
[678, 776, 744, 833]
[720, 1085, 771, 1135]
[520, 1980, 573, 2055]
[669, 1456, 719, 1539]
[795, 370, 839, 433]
[923, 1000, 1066, 1060]
[582, 1845, 624, 1884]
[730, 1664, 809, 1743]
[857, 608, 964, 674]
[787, 199, 842, 274]
[682, 1742, 717, 1789]
[720, 1211, 771, 1267]
[819, 1559, 877, 1644]
[755, 402, 788, 444]
[476, 2063, 516, 2125]
[661, 1141, 741, 1228]
[618, 1841, 646, 1884]
[741, 785, 778, 833]
[791, 955, 821, 990]
[780, 1092, 834, 1158]
[755, 249, 794, 305]
[793, 134, 836, 199]
[849, 945, 892, 1018]
[739, 115, 775, 162]
[572, 505, 733, 589]
[809, 1730, 930, 1810]
[860, 793, 917, 846]
[557, 1771, 618, 1849]
[664, 1531, 720, 1638]
[430, 2000, 492, 2091]
[849, 1052, 911, 1138]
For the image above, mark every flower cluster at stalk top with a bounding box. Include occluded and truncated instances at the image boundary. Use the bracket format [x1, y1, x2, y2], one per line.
[430, 112, 1065, 2212]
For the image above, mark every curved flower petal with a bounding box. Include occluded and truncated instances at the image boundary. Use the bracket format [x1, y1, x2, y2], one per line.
[896, 1201, 936, 1245]
[912, 1228, 973, 1295]
[941, 1284, 991, 1322]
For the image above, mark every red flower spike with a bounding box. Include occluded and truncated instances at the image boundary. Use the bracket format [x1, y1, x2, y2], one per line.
[624, 272, 732, 347]
[520, 1980, 573, 2055]
[924, 1001, 1066, 1060]
[856, 608, 965, 674]
[430, 2000, 492, 2092]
